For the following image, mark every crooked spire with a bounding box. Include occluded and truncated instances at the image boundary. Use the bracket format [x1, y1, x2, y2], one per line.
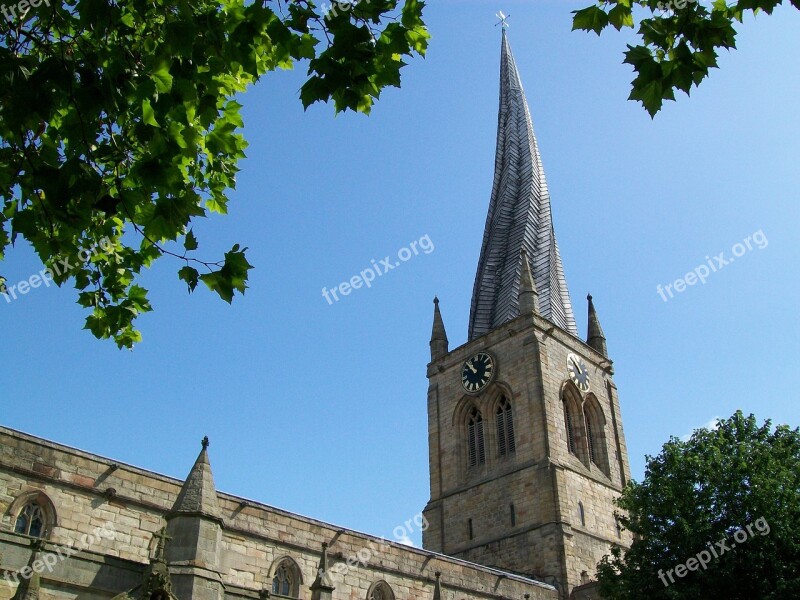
[468, 30, 577, 340]
[586, 294, 608, 356]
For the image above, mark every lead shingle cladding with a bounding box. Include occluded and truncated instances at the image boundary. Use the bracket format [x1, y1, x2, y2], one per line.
[468, 31, 577, 340]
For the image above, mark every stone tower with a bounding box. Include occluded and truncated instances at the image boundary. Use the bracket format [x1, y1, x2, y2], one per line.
[422, 32, 631, 599]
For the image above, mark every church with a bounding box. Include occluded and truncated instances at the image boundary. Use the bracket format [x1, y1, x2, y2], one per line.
[0, 32, 631, 600]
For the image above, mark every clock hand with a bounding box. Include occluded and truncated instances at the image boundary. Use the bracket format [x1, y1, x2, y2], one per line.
[467, 361, 478, 374]
[573, 359, 583, 374]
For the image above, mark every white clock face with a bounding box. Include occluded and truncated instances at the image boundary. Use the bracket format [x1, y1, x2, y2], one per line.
[567, 353, 590, 392]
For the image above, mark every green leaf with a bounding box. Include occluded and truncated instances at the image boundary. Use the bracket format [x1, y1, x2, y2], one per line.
[572, 6, 610, 35]
[184, 229, 198, 251]
[142, 99, 159, 127]
[199, 245, 253, 303]
[630, 80, 666, 117]
[608, 4, 635, 31]
[178, 266, 199, 292]
[150, 61, 173, 93]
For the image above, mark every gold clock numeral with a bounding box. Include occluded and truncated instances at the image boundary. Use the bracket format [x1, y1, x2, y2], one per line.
[462, 352, 496, 393]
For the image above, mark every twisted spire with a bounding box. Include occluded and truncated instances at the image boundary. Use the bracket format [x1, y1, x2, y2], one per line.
[469, 31, 577, 339]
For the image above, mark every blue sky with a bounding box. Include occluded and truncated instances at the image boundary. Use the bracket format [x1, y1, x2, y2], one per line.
[3, 1, 799, 546]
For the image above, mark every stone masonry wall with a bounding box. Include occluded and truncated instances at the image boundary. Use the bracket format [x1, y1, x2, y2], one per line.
[0, 427, 558, 600]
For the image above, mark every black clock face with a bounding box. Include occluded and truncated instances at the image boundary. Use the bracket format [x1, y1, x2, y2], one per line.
[462, 352, 495, 393]
[567, 353, 590, 392]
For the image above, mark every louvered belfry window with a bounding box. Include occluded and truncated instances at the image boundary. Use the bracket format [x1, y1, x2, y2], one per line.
[467, 407, 486, 467]
[586, 419, 596, 465]
[496, 396, 516, 456]
[564, 402, 577, 455]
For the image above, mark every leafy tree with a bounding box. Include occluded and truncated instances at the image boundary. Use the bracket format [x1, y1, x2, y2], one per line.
[597, 411, 800, 599]
[572, 0, 800, 116]
[0, 0, 428, 347]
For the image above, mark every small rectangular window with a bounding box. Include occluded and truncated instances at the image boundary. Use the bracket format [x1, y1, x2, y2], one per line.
[468, 518, 474, 540]
[510, 503, 516, 526]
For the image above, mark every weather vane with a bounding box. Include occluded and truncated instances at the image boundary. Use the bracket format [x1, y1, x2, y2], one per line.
[495, 11, 510, 29]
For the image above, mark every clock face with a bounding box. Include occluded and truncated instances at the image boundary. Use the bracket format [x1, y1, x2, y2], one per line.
[567, 353, 590, 392]
[461, 352, 495, 393]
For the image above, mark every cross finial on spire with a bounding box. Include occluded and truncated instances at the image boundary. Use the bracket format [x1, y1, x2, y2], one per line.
[495, 11, 510, 29]
[153, 527, 171, 561]
[201, 436, 209, 450]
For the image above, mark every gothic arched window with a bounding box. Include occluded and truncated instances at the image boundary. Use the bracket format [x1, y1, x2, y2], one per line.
[15, 501, 46, 538]
[368, 581, 395, 600]
[496, 396, 515, 457]
[272, 565, 292, 596]
[584, 395, 610, 475]
[467, 407, 486, 467]
[271, 558, 301, 598]
[371, 585, 386, 600]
